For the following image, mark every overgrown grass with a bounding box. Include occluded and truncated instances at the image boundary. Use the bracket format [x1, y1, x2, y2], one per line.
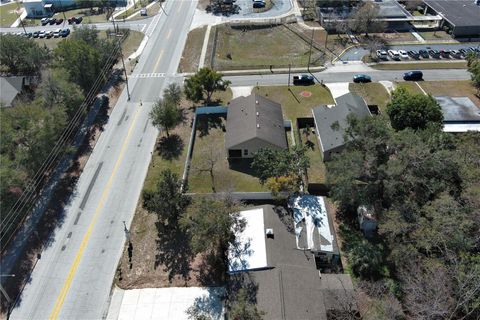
[349, 83, 391, 114]
[371, 61, 467, 70]
[178, 26, 207, 73]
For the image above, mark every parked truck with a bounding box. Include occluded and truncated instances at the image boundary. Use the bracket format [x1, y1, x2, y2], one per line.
[293, 74, 315, 85]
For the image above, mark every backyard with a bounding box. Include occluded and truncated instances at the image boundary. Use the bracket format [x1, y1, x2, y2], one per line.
[349, 82, 391, 114]
[210, 24, 326, 70]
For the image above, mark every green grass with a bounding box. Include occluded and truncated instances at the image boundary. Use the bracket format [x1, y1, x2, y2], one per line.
[371, 61, 467, 70]
[212, 24, 325, 70]
[349, 83, 391, 114]
[418, 80, 480, 106]
[116, 0, 154, 20]
[178, 26, 207, 73]
[299, 129, 326, 183]
[124, 2, 161, 21]
[57, 7, 109, 23]
[418, 31, 452, 40]
[0, 2, 20, 27]
[253, 85, 333, 183]
[120, 30, 144, 58]
[394, 82, 424, 94]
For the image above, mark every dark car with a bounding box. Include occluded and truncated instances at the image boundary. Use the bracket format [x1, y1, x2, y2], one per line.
[293, 74, 314, 85]
[59, 28, 70, 37]
[48, 18, 57, 25]
[459, 48, 468, 56]
[253, 0, 265, 8]
[41, 18, 49, 26]
[428, 49, 440, 58]
[68, 16, 82, 24]
[32, 31, 40, 38]
[419, 49, 429, 58]
[75, 16, 83, 23]
[55, 18, 64, 25]
[407, 50, 420, 59]
[403, 71, 423, 81]
[353, 74, 372, 83]
[440, 50, 451, 58]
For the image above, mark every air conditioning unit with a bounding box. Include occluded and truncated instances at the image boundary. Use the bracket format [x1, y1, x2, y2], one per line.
[265, 228, 274, 239]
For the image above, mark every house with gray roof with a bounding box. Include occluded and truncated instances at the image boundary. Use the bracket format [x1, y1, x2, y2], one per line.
[0, 76, 27, 108]
[312, 93, 370, 161]
[435, 96, 480, 132]
[225, 93, 287, 159]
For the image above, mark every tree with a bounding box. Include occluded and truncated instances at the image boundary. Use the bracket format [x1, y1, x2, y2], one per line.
[163, 83, 182, 106]
[143, 169, 191, 227]
[149, 98, 184, 137]
[347, 239, 384, 279]
[180, 196, 245, 264]
[0, 34, 49, 74]
[386, 87, 443, 131]
[466, 54, 480, 94]
[348, 2, 386, 36]
[228, 288, 264, 320]
[184, 68, 231, 104]
[251, 146, 309, 193]
[194, 144, 222, 193]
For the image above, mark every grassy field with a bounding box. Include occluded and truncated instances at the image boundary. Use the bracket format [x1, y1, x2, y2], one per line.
[253, 85, 333, 183]
[372, 61, 467, 70]
[116, 0, 159, 20]
[418, 31, 452, 40]
[394, 81, 424, 94]
[178, 26, 207, 73]
[0, 2, 20, 27]
[211, 24, 325, 70]
[418, 80, 480, 106]
[349, 83, 391, 114]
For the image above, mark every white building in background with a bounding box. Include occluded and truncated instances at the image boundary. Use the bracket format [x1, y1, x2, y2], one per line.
[23, 0, 127, 17]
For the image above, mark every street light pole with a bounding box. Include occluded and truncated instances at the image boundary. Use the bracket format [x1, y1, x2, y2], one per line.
[307, 28, 314, 73]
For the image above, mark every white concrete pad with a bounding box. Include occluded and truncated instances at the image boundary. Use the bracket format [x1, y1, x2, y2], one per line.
[107, 286, 225, 320]
[190, 9, 222, 30]
[325, 82, 350, 100]
[379, 81, 394, 95]
[230, 86, 253, 99]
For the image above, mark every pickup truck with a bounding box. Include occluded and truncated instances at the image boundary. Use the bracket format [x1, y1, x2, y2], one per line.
[293, 74, 314, 85]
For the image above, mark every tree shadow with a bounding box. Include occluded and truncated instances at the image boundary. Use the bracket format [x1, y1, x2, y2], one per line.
[154, 221, 193, 283]
[206, 3, 240, 16]
[196, 114, 225, 138]
[197, 250, 226, 286]
[228, 158, 259, 177]
[227, 272, 260, 304]
[273, 205, 295, 234]
[186, 287, 226, 320]
[156, 134, 184, 161]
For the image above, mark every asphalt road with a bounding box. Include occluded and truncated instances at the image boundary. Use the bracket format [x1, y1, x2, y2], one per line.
[224, 68, 471, 86]
[8, 1, 196, 319]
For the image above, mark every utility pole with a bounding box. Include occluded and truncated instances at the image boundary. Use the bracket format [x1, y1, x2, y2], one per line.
[15, 0, 27, 34]
[307, 28, 314, 73]
[288, 63, 291, 87]
[159, 1, 167, 16]
[111, 22, 131, 100]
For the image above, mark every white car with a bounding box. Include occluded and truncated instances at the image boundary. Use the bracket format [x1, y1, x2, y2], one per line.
[376, 49, 388, 60]
[53, 28, 61, 37]
[38, 30, 46, 38]
[399, 50, 409, 59]
[388, 49, 400, 60]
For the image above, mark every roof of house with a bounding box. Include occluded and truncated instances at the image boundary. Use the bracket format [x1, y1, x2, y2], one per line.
[424, 0, 480, 27]
[435, 96, 480, 123]
[225, 94, 287, 150]
[0, 76, 24, 107]
[312, 93, 370, 153]
[230, 205, 353, 320]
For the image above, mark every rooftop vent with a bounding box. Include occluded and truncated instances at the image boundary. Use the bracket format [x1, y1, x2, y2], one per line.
[257, 123, 260, 128]
[256, 112, 259, 116]
[255, 100, 259, 104]
[266, 228, 274, 239]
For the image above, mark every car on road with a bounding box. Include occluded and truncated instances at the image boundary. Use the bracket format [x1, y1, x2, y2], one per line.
[403, 71, 423, 81]
[419, 49, 429, 58]
[399, 50, 409, 59]
[388, 49, 400, 60]
[353, 74, 372, 83]
[376, 49, 388, 60]
[407, 50, 419, 59]
[293, 74, 314, 85]
[253, 0, 266, 8]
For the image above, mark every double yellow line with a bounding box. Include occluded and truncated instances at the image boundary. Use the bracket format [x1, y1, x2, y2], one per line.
[49, 106, 141, 319]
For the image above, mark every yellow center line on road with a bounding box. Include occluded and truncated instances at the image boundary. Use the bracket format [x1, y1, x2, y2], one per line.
[153, 49, 164, 72]
[49, 106, 141, 320]
[166, 28, 172, 40]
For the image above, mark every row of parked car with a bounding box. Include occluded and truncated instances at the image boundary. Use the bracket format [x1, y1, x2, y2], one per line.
[5, 28, 71, 39]
[40, 16, 83, 26]
[376, 47, 480, 61]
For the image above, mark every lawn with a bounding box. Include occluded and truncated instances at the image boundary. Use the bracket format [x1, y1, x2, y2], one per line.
[116, 0, 158, 20]
[0, 2, 20, 27]
[349, 83, 391, 114]
[178, 26, 207, 73]
[418, 31, 452, 40]
[211, 24, 325, 70]
[298, 128, 326, 183]
[124, 2, 161, 21]
[56, 7, 109, 23]
[394, 81, 424, 94]
[418, 80, 480, 106]
[189, 116, 267, 193]
[372, 61, 467, 70]
[253, 85, 333, 183]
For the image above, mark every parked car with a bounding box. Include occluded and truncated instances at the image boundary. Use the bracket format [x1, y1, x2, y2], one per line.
[253, 0, 265, 8]
[353, 74, 372, 83]
[38, 30, 46, 38]
[32, 31, 40, 38]
[55, 18, 63, 25]
[25, 32, 33, 38]
[48, 18, 57, 25]
[459, 48, 468, 56]
[53, 28, 62, 37]
[399, 50, 409, 59]
[388, 50, 400, 60]
[419, 49, 429, 58]
[407, 50, 420, 59]
[403, 71, 423, 81]
[68, 16, 82, 24]
[293, 74, 314, 85]
[428, 49, 440, 58]
[41, 17, 49, 26]
[450, 50, 461, 58]
[59, 28, 70, 37]
[140, 8, 147, 16]
[440, 50, 451, 58]
[45, 30, 53, 38]
[376, 49, 388, 60]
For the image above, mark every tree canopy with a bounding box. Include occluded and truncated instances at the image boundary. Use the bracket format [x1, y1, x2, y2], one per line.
[184, 68, 231, 104]
[348, 2, 386, 36]
[0, 34, 49, 75]
[467, 53, 480, 93]
[386, 87, 443, 131]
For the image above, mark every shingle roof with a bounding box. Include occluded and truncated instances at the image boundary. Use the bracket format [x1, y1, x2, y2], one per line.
[0, 76, 24, 107]
[424, 0, 480, 27]
[312, 93, 370, 153]
[225, 94, 287, 150]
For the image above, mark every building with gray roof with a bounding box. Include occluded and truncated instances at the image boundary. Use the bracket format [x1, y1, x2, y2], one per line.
[225, 93, 287, 159]
[435, 96, 480, 132]
[312, 93, 370, 161]
[0, 76, 26, 108]
[424, 0, 480, 38]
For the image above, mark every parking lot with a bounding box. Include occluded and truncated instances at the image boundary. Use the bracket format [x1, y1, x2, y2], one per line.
[341, 43, 480, 61]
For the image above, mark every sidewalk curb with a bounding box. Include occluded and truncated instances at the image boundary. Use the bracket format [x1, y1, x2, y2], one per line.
[332, 44, 360, 63]
[181, 66, 327, 77]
